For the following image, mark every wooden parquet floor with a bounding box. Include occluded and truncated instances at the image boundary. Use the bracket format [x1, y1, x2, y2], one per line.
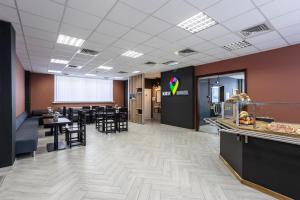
[0, 123, 274, 200]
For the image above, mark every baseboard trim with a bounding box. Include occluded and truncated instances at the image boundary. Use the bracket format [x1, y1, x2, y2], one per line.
[219, 155, 292, 200]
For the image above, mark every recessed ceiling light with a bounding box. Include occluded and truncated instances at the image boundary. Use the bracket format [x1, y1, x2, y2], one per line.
[132, 71, 140, 74]
[223, 40, 252, 51]
[98, 66, 113, 70]
[48, 70, 62, 74]
[177, 12, 217, 33]
[122, 50, 144, 58]
[113, 77, 122, 79]
[50, 59, 69, 65]
[57, 34, 85, 47]
[85, 73, 96, 77]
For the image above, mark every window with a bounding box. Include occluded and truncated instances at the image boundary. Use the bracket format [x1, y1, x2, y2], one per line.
[54, 75, 113, 102]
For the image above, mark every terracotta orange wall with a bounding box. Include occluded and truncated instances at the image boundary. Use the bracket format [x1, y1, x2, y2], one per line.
[30, 73, 125, 111]
[16, 57, 25, 117]
[195, 44, 300, 123]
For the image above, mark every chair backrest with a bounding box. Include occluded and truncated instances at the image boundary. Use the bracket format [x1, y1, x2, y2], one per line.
[105, 105, 113, 109]
[62, 106, 67, 116]
[105, 107, 115, 120]
[68, 108, 73, 121]
[119, 107, 128, 120]
[82, 106, 90, 110]
[92, 106, 99, 110]
[78, 110, 87, 129]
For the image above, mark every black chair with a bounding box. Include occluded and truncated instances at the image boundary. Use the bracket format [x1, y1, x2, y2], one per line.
[104, 107, 116, 134]
[67, 108, 74, 122]
[117, 107, 128, 132]
[82, 106, 90, 110]
[92, 106, 99, 110]
[65, 111, 86, 148]
[95, 107, 105, 132]
[62, 106, 67, 117]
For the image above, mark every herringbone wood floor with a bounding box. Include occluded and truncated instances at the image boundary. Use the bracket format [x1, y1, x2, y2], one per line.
[0, 123, 273, 200]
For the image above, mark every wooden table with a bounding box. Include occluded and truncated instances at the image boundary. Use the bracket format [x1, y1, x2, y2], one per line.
[43, 117, 71, 152]
[42, 113, 63, 136]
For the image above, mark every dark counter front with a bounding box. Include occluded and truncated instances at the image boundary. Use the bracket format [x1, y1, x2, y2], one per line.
[220, 131, 300, 199]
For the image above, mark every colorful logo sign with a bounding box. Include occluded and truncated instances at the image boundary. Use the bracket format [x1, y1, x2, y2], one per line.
[169, 76, 179, 95]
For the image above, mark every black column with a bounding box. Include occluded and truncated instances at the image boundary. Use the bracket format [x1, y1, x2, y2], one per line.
[25, 71, 31, 115]
[0, 21, 16, 168]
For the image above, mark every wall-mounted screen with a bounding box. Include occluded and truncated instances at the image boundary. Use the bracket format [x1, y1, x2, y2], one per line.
[54, 75, 113, 102]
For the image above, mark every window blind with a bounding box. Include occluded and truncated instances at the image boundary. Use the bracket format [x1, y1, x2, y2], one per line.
[54, 76, 113, 102]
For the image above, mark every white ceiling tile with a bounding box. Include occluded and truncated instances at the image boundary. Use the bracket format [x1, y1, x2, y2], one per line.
[196, 24, 230, 40]
[213, 51, 235, 59]
[252, 0, 274, 6]
[176, 35, 205, 47]
[158, 26, 191, 42]
[254, 38, 288, 50]
[121, 0, 168, 14]
[23, 26, 57, 42]
[246, 31, 281, 44]
[205, 0, 254, 22]
[0, 0, 16, 7]
[132, 44, 157, 54]
[211, 33, 242, 46]
[259, 0, 300, 19]
[20, 11, 60, 32]
[122, 29, 152, 43]
[135, 16, 172, 35]
[63, 7, 101, 30]
[278, 23, 300, 37]
[143, 37, 170, 48]
[106, 2, 147, 27]
[185, 0, 222, 10]
[223, 9, 266, 32]
[17, 0, 64, 20]
[96, 20, 130, 38]
[285, 34, 300, 45]
[153, 0, 199, 25]
[60, 23, 91, 39]
[0, 5, 19, 24]
[270, 9, 300, 29]
[191, 41, 218, 52]
[113, 39, 136, 49]
[68, 0, 117, 18]
[88, 32, 118, 46]
[51, 0, 66, 5]
[233, 46, 259, 56]
[26, 37, 55, 48]
[205, 47, 229, 56]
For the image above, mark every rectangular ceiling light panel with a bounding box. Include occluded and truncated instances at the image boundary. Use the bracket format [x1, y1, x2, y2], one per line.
[57, 34, 85, 47]
[98, 66, 113, 70]
[50, 59, 69, 64]
[177, 12, 217, 33]
[121, 50, 144, 58]
[48, 70, 62, 74]
[85, 73, 96, 77]
[223, 40, 252, 51]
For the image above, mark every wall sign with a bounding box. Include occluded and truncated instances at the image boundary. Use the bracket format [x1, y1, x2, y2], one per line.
[162, 76, 189, 96]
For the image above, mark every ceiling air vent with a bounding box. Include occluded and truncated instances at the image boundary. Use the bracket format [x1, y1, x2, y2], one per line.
[78, 48, 99, 56]
[118, 71, 128, 74]
[144, 61, 156, 65]
[175, 48, 198, 57]
[162, 61, 179, 65]
[223, 40, 252, 51]
[239, 23, 271, 38]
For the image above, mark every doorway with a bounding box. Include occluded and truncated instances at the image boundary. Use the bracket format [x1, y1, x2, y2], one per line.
[198, 71, 246, 128]
[144, 72, 161, 123]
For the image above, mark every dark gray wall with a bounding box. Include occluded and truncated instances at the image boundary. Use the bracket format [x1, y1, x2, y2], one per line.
[0, 21, 16, 168]
[161, 66, 194, 129]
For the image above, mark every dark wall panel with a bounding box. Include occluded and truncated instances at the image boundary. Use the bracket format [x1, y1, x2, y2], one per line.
[0, 21, 16, 168]
[161, 66, 194, 129]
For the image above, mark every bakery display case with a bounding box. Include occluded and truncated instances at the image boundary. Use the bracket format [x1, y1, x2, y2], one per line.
[204, 93, 300, 199]
[219, 101, 300, 138]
